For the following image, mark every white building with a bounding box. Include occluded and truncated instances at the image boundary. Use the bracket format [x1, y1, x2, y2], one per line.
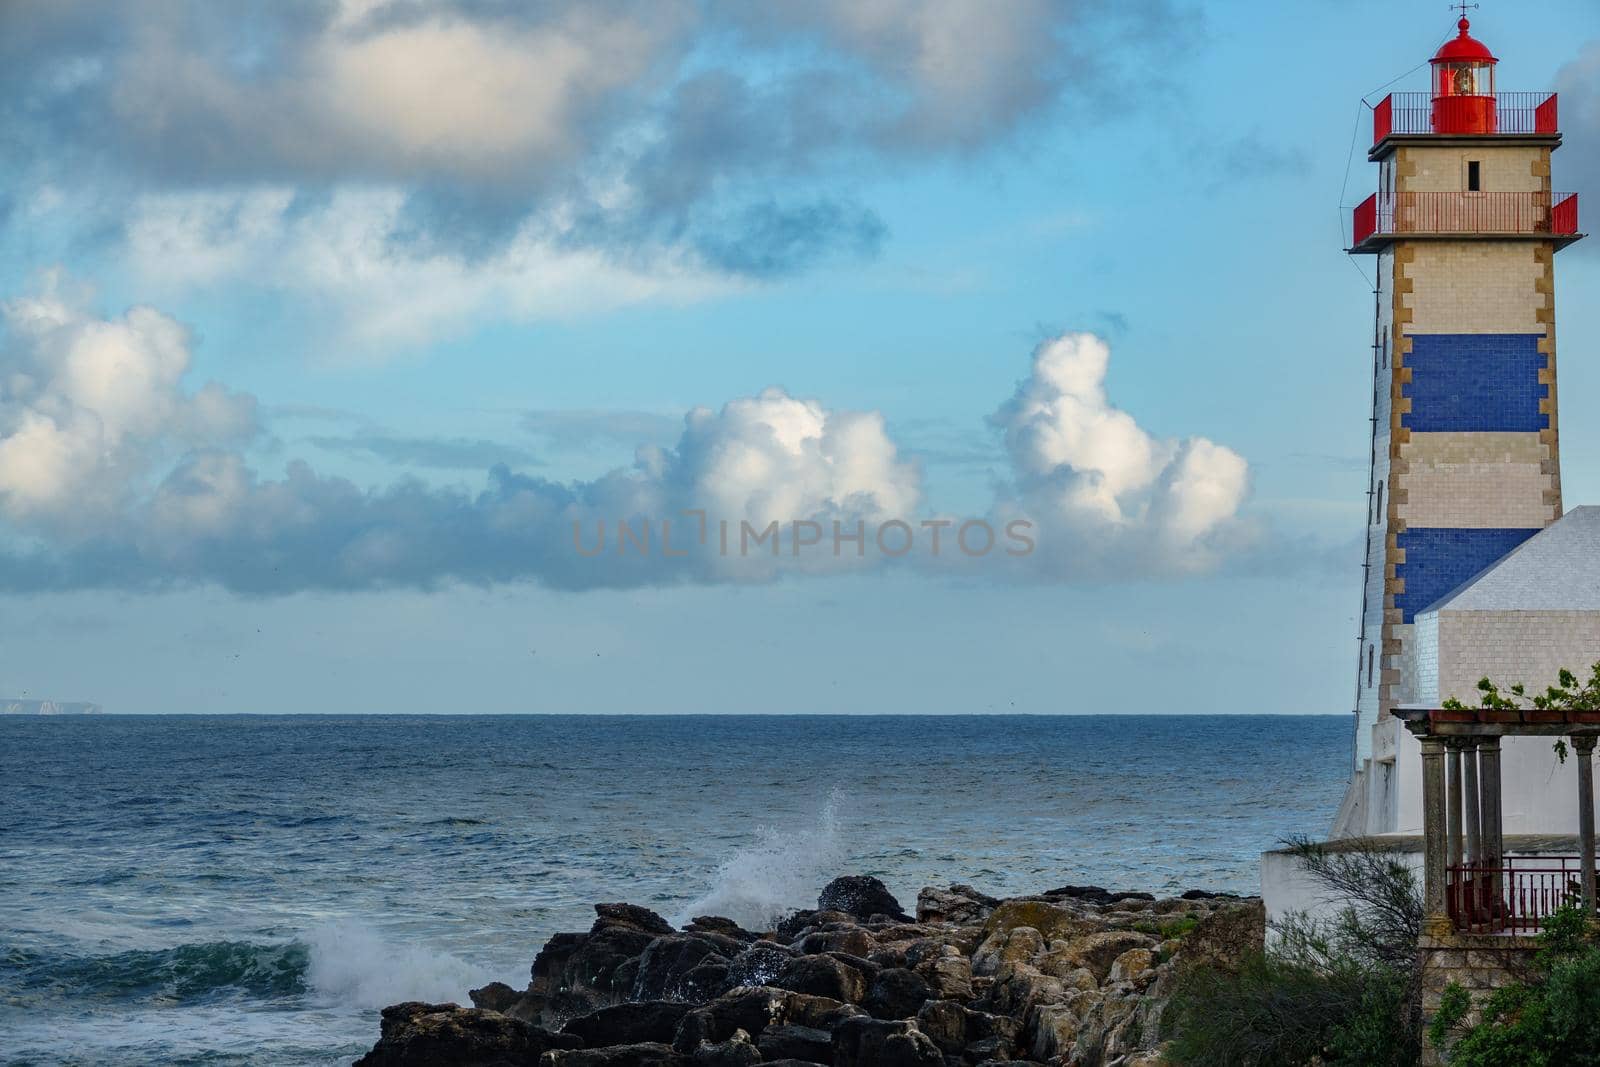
[1267, 19, 1597, 928]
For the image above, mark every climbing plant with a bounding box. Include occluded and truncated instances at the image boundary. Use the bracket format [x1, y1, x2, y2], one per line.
[1441, 662, 1600, 762]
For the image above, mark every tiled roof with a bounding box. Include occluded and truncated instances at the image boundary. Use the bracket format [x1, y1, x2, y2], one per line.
[1424, 506, 1600, 613]
[1420, 508, 1600, 614]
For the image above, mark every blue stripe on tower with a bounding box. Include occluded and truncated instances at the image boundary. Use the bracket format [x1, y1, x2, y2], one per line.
[1401, 334, 1548, 433]
[1395, 527, 1540, 622]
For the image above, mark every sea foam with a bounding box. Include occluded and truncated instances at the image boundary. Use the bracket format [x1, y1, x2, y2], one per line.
[304, 919, 482, 1009]
[674, 790, 847, 930]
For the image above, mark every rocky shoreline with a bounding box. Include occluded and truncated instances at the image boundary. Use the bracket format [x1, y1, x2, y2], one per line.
[355, 877, 1263, 1066]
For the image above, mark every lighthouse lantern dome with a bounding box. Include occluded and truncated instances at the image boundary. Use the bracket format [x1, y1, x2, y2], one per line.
[1431, 17, 1498, 132]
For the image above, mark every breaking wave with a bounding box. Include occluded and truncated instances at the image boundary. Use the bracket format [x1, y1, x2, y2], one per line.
[674, 790, 848, 930]
[302, 919, 480, 1008]
[5, 940, 310, 1003]
[5, 922, 478, 1013]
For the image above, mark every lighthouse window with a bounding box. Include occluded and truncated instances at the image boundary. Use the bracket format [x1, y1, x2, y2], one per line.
[1367, 645, 1375, 687]
[1467, 160, 1482, 191]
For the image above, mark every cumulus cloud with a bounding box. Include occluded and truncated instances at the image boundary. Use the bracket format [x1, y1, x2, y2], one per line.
[1, 0, 1183, 344]
[0, 290, 925, 592]
[0, 291, 1254, 593]
[989, 333, 1253, 577]
[0, 283, 256, 533]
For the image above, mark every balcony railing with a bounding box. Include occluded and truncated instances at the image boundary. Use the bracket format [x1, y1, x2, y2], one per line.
[1351, 191, 1579, 248]
[1373, 92, 1559, 144]
[1448, 856, 1593, 935]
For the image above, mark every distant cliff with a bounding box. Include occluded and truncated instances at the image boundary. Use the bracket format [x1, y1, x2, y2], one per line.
[1, 700, 102, 715]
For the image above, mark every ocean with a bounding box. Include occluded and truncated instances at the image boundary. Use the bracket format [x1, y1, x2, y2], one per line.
[0, 714, 1348, 1065]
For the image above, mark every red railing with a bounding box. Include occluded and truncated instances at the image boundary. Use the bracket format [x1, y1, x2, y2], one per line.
[1554, 194, 1579, 236]
[1353, 193, 1378, 247]
[1373, 92, 1559, 144]
[1351, 191, 1579, 246]
[1448, 856, 1592, 934]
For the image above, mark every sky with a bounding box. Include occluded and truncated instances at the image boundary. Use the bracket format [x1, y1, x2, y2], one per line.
[2, 0, 1599, 715]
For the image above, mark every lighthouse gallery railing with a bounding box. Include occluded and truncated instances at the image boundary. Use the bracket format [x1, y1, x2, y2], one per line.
[1352, 191, 1579, 247]
[1374, 92, 1558, 144]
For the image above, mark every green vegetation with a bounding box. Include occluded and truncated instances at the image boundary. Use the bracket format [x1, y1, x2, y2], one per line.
[1163, 837, 1422, 1066]
[1133, 914, 1200, 940]
[1442, 664, 1600, 761]
[1428, 905, 1600, 1066]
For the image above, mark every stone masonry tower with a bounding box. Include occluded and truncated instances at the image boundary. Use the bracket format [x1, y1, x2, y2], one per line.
[1347, 17, 1581, 769]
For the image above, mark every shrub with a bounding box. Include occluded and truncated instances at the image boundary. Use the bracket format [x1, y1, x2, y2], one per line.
[1439, 904, 1600, 1067]
[1162, 837, 1422, 1065]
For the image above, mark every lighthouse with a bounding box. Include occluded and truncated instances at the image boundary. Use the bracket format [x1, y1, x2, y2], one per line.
[1334, 17, 1590, 837]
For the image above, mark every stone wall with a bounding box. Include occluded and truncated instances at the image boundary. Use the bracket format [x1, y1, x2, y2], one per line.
[1418, 930, 1539, 1066]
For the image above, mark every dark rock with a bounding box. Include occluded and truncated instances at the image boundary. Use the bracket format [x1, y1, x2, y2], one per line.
[374, 1001, 460, 1039]
[911, 999, 968, 1053]
[830, 1017, 943, 1067]
[684, 916, 760, 942]
[825, 951, 880, 977]
[772, 953, 869, 1004]
[561, 1001, 693, 1046]
[862, 967, 933, 1021]
[914, 1000, 1019, 1057]
[632, 936, 731, 1002]
[468, 982, 522, 1013]
[757, 1024, 834, 1064]
[914, 885, 999, 926]
[685, 931, 750, 959]
[529, 925, 655, 1022]
[681, 958, 730, 1001]
[776, 909, 858, 942]
[792, 927, 878, 958]
[689, 1028, 762, 1066]
[818, 876, 912, 923]
[612, 956, 642, 998]
[725, 944, 796, 988]
[1042, 885, 1155, 906]
[354, 1002, 580, 1066]
[862, 923, 935, 943]
[544, 1043, 689, 1066]
[672, 987, 793, 1051]
[781, 994, 866, 1033]
[867, 943, 909, 969]
[1180, 889, 1243, 901]
[673, 987, 860, 1052]
[594, 903, 675, 936]
[773, 910, 820, 941]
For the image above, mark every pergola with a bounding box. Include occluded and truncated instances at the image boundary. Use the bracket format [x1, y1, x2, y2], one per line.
[1395, 706, 1600, 934]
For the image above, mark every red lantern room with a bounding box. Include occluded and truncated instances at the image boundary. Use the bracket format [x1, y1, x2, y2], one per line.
[1431, 17, 1497, 134]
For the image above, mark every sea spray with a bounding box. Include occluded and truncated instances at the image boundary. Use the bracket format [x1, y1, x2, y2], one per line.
[303, 919, 482, 1009]
[674, 789, 848, 929]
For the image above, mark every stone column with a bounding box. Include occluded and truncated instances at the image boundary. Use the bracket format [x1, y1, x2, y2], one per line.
[1447, 741, 1464, 872]
[1575, 735, 1597, 917]
[1464, 740, 1482, 864]
[1422, 737, 1449, 925]
[1479, 737, 1504, 914]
